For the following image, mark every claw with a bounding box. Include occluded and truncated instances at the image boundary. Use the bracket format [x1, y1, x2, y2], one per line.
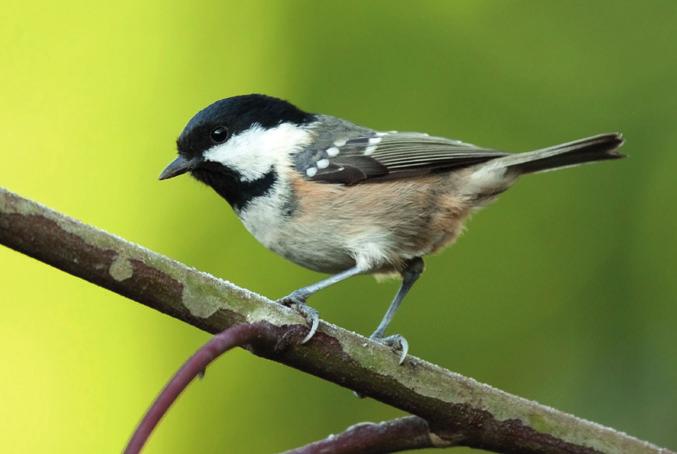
[371, 334, 409, 365]
[295, 303, 320, 343]
[277, 292, 320, 343]
[352, 334, 408, 399]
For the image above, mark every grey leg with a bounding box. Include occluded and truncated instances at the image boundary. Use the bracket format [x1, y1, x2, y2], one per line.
[370, 257, 424, 363]
[278, 265, 364, 343]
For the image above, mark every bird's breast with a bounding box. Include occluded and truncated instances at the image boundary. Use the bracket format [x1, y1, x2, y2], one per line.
[237, 171, 475, 274]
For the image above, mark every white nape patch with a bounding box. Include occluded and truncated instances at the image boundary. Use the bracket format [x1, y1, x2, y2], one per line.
[364, 145, 377, 155]
[326, 146, 340, 157]
[203, 122, 312, 181]
[368, 137, 382, 145]
[333, 139, 347, 147]
[306, 167, 318, 177]
[316, 159, 330, 169]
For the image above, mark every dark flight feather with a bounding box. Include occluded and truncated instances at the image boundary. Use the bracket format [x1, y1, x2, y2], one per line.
[307, 132, 508, 185]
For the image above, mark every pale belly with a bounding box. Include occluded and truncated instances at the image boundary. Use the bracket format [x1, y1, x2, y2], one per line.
[238, 173, 474, 275]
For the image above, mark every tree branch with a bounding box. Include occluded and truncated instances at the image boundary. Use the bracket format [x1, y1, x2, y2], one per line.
[284, 416, 454, 454]
[0, 187, 672, 454]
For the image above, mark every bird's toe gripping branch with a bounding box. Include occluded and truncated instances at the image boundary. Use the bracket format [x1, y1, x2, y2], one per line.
[277, 292, 320, 343]
[372, 333, 409, 365]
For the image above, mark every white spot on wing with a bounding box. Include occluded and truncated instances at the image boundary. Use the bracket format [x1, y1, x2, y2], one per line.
[326, 147, 340, 157]
[316, 159, 330, 169]
[368, 137, 382, 145]
[306, 167, 318, 177]
[333, 139, 347, 147]
[364, 145, 377, 155]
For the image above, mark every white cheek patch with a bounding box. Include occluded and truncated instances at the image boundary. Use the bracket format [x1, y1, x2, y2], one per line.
[203, 123, 312, 181]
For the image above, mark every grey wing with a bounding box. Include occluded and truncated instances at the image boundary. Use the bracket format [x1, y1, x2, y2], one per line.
[299, 131, 509, 185]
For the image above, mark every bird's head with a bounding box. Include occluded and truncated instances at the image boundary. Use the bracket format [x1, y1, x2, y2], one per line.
[160, 94, 315, 209]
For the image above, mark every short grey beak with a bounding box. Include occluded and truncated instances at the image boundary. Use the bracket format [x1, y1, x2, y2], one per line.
[159, 156, 197, 180]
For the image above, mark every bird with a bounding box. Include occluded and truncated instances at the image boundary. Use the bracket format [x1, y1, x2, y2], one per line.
[160, 93, 624, 363]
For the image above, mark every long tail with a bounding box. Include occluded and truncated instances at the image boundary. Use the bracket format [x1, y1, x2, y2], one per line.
[497, 133, 625, 174]
[465, 133, 624, 201]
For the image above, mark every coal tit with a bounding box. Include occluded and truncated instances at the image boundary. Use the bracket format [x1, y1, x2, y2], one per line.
[160, 94, 624, 363]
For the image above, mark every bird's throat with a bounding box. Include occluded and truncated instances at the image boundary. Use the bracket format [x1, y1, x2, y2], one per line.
[191, 164, 277, 211]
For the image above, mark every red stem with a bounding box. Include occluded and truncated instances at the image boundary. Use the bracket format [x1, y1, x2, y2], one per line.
[124, 323, 263, 454]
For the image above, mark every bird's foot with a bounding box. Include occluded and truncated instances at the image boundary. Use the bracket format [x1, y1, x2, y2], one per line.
[277, 292, 319, 344]
[370, 333, 409, 365]
[353, 333, 409, 398]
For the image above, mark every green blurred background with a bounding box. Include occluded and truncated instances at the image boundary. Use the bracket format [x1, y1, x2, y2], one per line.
[2, 1, 676, 452]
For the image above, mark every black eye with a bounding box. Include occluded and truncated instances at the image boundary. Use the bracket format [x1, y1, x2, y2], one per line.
[210, 126, 229, 143]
